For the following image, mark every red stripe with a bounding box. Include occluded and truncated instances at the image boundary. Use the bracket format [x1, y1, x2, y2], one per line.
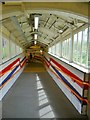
[21, 59, 27, 68]
[50, 58, 83, 88]
[0, 58, 26, 89]
[44, 60, 49, 68]
[0, 58, 20, 75]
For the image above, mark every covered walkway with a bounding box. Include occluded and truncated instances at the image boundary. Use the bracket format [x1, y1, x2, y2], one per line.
[2, 62, 88, 119]
[0, 1, 90, 120]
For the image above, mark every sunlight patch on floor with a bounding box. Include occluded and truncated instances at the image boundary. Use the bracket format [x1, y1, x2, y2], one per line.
[39, 105, 55, 118]
[37, 81, 43, 90]
[36, 74, 55, 118]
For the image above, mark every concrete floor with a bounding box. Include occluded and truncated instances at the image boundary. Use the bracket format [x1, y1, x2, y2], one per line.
[2, 62, 88, 119]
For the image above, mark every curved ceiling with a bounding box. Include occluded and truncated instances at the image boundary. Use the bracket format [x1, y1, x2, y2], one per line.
[1, 2, 88, 50]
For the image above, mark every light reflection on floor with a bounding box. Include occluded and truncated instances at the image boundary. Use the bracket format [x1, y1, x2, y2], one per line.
[37, 81, 43, 90]
[36, 74, 55, 118]
[39, 105, 55, 118]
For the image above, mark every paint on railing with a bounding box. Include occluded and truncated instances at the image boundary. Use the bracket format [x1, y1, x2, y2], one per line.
[0, 56, 26, 89]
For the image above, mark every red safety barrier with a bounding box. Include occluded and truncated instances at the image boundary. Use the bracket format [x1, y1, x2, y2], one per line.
[44, 58, 90, 106]
[53, 65, 90, 88]
[0, 58, 20, 77]
[0, 58, 27, 89]
[48, 65, 90, 106]
[50, 58, 83, 87]
[37, 56, 90, 89]
[50, 58, 90, 89]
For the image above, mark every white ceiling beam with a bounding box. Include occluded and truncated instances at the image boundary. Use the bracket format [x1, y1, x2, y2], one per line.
[10, 16, 27, 41]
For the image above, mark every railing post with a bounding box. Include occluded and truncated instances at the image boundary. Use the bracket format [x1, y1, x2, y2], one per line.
[81, 73, 89, 115]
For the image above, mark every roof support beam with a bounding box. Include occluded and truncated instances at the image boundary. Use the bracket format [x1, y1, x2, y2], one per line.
[49, 20, 57, 29]
[44, 14, 52, 27]
[10, 16, 27, 41]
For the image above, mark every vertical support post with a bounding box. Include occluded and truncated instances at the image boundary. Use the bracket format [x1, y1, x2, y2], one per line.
[69, 28, 73, 62]
[81, 26, 90, 115]
[60, 41, 62, 58]
[54, 43, 56, 55]
[9, 32, 12, 59]
[87, 3, 90, 118]
[0, 29, 2, 64]
[15, 38, 17, 56]
[0, 3, 2, 120]
[88, 25, 90, 67]
[60, 35, 62, 58]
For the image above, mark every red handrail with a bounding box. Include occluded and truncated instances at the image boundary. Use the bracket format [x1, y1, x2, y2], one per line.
[0, 58, 20, 77]
[44, 58, 90, 88]
[44, 60, 90, 106]
[0, 58, 26, 89]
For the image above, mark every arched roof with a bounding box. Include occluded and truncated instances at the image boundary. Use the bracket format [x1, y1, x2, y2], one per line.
[1, 2, 89, 49]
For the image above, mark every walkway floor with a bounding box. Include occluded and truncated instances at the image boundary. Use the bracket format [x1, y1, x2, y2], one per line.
[2, 62, 88, 119]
